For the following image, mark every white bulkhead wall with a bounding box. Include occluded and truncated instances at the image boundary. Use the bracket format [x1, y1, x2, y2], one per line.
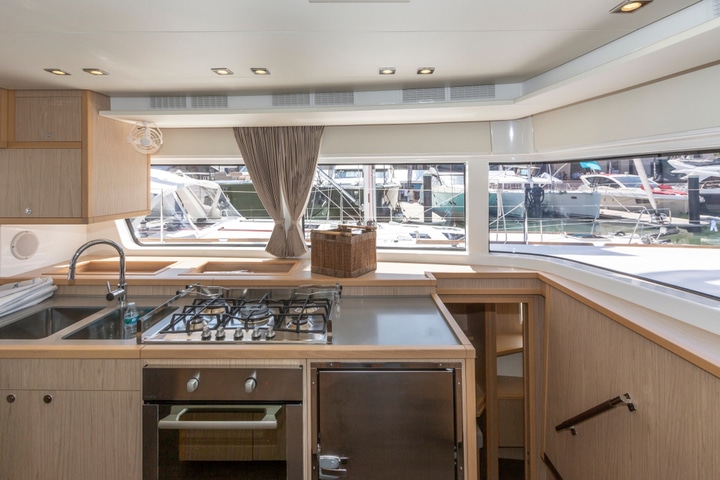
[152, 63, 720, 161]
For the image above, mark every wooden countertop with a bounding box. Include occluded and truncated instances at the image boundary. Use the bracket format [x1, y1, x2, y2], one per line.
[2, 255, 531, 288]
[0, 255, 533, 360]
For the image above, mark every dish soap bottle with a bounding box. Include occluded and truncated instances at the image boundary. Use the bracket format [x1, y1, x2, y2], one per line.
[123, 302, 139, 338]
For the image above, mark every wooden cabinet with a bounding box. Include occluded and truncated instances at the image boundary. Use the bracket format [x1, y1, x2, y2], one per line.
[0, 359, 141, 480]
[0, 88, 7, 148]
[0, 89, 150, 224]
[442, 299, 540, 480]
[0, 149, 82, 218]
[11, 90, 82, 143]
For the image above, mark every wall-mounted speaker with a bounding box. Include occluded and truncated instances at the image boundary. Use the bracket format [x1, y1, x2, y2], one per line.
[10, 231, 39, 260]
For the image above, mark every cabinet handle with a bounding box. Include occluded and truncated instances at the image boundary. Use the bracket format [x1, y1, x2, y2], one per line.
[43, 394, 53, 404]
[6, 394, 16, 403]
[24, 208, 32, 215]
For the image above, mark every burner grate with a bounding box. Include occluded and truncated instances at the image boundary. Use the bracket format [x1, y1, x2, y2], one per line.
[274, 296, 331, 334]
[148, 284, 339, 343]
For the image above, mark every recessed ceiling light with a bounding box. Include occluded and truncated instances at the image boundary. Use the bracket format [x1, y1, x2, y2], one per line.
[44, 68, 70, 76]
[417, 67, 435, 75]
[82, 68, 109, 76]
[379, 67, 396, 75]
[211, 68, 234, 75]
[610, 0, 652, 13]
[251, 68, 271, 75]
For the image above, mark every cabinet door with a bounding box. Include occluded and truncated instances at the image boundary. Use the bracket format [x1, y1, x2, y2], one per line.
[0, 389, 141, 480]
[47, 390, 141, 480]
[0, 390, 41, 480]
[0, 148, 82, 218]
[13, 91, 82, 142]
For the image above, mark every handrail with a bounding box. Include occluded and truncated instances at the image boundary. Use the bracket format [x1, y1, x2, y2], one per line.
[555, 393, 636, 435]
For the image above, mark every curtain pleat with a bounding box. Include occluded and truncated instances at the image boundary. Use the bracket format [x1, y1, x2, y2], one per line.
[233, 126, 325, 257]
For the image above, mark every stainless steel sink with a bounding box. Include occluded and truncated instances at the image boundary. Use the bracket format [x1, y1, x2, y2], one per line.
[0, 307, 104, 339]
[62, 306, 178, 340]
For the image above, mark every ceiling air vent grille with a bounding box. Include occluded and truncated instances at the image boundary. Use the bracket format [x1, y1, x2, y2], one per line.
[272, 93, 312, 107]
[150, 96, 188, 110]
[450, 84, 496, 101]
[713, 0, 720, 17]
[190, 96, 228, 109]
[402, 87, 446, 104]
[314, 91, 355, 106]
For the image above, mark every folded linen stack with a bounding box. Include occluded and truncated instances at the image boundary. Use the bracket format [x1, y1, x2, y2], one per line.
[0, 277, 57, 317]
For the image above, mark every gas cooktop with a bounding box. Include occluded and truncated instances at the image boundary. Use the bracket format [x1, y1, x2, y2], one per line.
[140, 284, 340, 345]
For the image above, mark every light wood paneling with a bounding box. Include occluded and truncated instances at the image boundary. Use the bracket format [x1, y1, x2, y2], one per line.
[0, 88, 7, 147]
[0, 389, 141, 480]
[85, 91, 149, 220]
[544, 287, 720, 479]
[540, 272, 720, 379]
[0, 359, 140, 390]
[0, 358, 141, 480]
[0, 89, 150, 224]
[12, 90, 82, 142]
[0, 148, 82, 218]
[434, 272, 545, 295]
[442, 293, 545, 480]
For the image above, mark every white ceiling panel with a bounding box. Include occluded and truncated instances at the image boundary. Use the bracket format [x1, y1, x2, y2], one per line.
[0, 0, 714, 126]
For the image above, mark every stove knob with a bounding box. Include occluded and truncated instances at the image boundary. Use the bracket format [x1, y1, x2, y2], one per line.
[266, 326, 276, 339]
[201, 326, 212, 341]
[187, 377, 199, 393]
[234, 328, 244, 340]
[244, 377, 257, 393]
[215, 326, 226, 340]
[252, 327, 262, 340]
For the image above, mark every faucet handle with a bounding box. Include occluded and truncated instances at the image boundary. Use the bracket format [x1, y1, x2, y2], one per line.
[105, 281, 126, 303]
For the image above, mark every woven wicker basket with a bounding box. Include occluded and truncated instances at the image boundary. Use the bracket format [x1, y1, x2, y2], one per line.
[310, 225, 377, 278]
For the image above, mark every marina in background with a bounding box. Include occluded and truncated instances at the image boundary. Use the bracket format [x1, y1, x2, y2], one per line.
[127, 155, 720, 249]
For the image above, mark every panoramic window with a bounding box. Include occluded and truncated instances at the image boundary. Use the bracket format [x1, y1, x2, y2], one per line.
[488, 153, 720, 249]
[127, 162, 466, 250]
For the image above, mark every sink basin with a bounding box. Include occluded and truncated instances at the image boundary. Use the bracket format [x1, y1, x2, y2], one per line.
[183, 259, 298, 275]
[62, 306, 178, 340]
[0, 307, 104, 339]
[50, 259, 175, 276]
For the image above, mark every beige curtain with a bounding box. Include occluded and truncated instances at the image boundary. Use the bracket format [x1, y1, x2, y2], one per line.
[233, 126, 325, 257]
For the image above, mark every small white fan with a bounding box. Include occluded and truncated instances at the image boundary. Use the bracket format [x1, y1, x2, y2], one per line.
[127, 121, 163, 154]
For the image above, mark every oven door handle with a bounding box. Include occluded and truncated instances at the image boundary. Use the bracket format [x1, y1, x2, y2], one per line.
[158, 405, 281, 430]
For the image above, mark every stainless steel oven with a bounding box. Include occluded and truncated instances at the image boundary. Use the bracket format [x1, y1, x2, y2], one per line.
[142, 366, 304, 480]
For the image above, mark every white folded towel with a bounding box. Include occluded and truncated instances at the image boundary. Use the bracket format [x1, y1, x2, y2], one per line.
[0, 278, 57, 317]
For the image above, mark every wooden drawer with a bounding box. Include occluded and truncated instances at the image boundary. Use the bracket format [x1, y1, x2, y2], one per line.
[0, 359, 140, 391]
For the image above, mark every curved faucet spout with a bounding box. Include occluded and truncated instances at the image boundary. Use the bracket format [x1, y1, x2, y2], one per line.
[67, 239, 127, 308]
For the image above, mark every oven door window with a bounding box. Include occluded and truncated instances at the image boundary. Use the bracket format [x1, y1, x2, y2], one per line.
[154, 405, 288, 479]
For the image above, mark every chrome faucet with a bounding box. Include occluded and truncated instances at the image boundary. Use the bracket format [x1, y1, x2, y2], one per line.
[67, 239, 127, 308]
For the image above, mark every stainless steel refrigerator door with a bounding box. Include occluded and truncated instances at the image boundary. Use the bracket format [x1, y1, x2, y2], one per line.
[315, 369, 458, 480]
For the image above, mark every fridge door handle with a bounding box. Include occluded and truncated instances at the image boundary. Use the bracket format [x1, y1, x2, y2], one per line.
[319, 455, 348, 479]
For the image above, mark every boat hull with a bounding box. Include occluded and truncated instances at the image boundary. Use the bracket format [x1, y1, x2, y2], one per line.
[597, 191, 688, 216]
[489, 190, 601, 219]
